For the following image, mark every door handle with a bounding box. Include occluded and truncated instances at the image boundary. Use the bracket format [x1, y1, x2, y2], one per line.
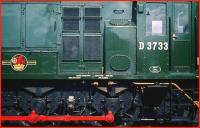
[172, 33, 177, 40]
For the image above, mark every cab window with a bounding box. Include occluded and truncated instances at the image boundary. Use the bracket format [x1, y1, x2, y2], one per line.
[174, 4, 189, 33]
[146, 3, 166, 36]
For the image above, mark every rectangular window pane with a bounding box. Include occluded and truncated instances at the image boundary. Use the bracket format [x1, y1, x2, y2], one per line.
[63, 8, 79, 33]
[84, 36, 101, 60]
[63, 19, 79, 32]
[85, 8, 100, 16]
[146, 4, 166, 36]
[175, 4, 189, 33]
[63, 36, 79, 60]
[85, 19, 100, 33]
[64, 8, 79, 17]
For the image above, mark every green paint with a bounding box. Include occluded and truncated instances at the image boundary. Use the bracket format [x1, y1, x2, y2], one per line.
[2, 2, 198, 80]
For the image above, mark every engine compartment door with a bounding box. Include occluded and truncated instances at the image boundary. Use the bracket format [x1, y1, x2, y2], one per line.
[59, 5, 103, 75]
[2, 4, 21, 48]
[26, 3, 59, 48]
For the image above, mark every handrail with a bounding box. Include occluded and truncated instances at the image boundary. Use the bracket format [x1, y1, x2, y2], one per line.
[133, 82, 199, 109]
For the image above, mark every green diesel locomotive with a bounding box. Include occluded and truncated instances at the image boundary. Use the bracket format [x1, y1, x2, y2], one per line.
[2, 1, 199, 126]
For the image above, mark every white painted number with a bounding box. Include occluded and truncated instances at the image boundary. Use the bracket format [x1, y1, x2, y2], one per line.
[163, 42, 168, 50]
[152, 42, 157, 50]
[147, 42, 151, 50]
[158, 42, 163, 50]
[138, 42, 168, 51]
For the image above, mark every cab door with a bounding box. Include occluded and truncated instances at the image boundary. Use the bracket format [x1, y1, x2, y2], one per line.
[171, 2, 192, 72]
[137, 2, 170, 74]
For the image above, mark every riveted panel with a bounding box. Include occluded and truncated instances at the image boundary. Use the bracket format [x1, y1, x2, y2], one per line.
[2, 4, 21, 48]
[26, 4, 58, 47]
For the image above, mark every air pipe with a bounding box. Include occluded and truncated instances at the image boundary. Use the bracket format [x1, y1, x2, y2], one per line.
[1, 110, 114, 124]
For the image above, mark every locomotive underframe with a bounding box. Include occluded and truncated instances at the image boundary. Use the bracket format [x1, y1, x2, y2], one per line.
[2, 79, 198, 126]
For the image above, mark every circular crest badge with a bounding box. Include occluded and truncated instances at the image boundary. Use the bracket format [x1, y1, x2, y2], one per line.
[149, 66, 161, 73]
[11, 54, 27, 71]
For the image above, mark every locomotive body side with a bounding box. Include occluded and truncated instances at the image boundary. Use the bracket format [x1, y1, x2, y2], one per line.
[2, 2, 198, 79]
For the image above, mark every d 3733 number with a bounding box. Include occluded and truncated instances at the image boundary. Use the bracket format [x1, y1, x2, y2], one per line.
[138, 42, 168, 51]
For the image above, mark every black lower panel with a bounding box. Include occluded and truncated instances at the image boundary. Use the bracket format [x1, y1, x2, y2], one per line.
[2, 79, 198, 126]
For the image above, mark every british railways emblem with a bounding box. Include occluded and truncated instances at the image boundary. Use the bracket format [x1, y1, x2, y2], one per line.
[2, 54, 37, 71]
